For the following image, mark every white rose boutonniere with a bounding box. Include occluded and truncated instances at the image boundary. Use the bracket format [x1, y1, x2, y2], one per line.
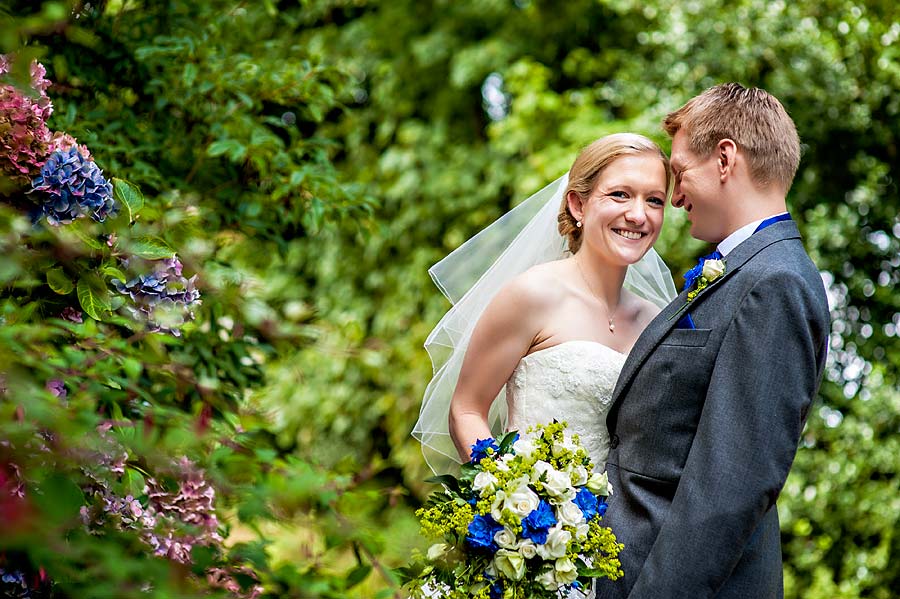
[670, 253, 728, 321]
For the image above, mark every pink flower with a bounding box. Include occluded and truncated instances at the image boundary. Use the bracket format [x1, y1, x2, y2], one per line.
[45, 379, 66, 399]
[0, 55, 54, 186]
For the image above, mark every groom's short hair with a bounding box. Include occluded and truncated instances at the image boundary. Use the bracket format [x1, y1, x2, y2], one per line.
[663, 83, 800, 192]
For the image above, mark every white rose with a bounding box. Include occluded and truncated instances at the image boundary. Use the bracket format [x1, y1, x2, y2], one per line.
[554, 557, 579, 585]
[586, 471, 612, 496]
[493, 527, 518, 550]
[473, 472, 498, 493]
[493, 549, 526, 581]
[552, 439, 577, 458]
[536, 568, 558, 591]
[701, 258, 726, 281]
[490, 490, 507, 522]
[574, 522, 591, 541]
[543, 468, 577, 503]
[504, 484, 540, 518]
[494, 458, 511, 472]
[569, 464, 589, 486]
[536, 525, 571, 559]
[512, 436, 536, 457]
[556, 500, 586, 527]
[518, 540, 538, 559]
[427, 542, 449, 561]
[531, 460, 553, 483]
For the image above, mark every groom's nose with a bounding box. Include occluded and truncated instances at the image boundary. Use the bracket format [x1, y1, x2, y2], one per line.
[671, 187, 686, 209]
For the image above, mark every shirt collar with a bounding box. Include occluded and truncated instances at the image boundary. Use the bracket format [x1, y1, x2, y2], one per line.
[717, 212, 789, 257]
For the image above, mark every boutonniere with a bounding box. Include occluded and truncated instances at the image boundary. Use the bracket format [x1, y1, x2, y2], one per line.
[669, 255, 727, 320]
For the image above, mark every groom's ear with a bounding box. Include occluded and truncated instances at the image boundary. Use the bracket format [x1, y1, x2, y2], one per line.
[566, 190, 585, 221]
[716, 138, 739, 182]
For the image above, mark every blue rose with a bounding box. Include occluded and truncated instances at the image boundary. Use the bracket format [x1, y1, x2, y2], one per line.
[521, 500, 556, 544]
[470, 437, 500, 464]
[574, 487, 600, 520]
[466, 514, 503, 553]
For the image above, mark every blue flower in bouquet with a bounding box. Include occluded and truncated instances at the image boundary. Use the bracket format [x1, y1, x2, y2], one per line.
[31, 147, 117, 225]
[489, 581, 503, 599]
[521, 500, 556, 544]
[574, 487, 601, 521]
[597, 498, 608, 518]
[466, 514, 503, 553]
[470, 437, 500, 464]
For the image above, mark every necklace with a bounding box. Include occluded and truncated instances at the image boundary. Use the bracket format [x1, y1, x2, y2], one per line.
[575, 256, 619, 333]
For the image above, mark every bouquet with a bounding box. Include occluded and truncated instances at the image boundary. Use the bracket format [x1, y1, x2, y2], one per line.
[402, 421, 623, 599]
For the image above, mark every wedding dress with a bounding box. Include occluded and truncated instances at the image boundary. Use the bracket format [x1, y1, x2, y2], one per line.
[505, 339, 627, 599]
[506, 340, 625, 468]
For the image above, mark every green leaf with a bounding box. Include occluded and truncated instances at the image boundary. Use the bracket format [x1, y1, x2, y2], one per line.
[497, 429, 519, 454]
[101, 264, 128, 282]
[31, 474, 84, 524]
[112, 178, 144, 222]
[344, 564, 371, 589]
[46, 268, 74, 295]
[77, 275, 111, 320]
[68, 224, 104, 250]
[207, 139, 247, 162]
[128, 236, 175, 260]
[124, 468, 145, 498]
[424, 474, 461, 495]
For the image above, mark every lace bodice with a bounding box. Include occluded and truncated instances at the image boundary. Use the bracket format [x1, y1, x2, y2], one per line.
[506, 340, 627, 466]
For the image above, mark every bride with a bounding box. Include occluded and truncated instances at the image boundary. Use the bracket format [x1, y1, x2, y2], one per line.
[414, 133, 676, 482]
[413, 133, 676, 598]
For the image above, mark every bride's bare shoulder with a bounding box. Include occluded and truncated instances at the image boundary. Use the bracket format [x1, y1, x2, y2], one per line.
[494, 259, 572, 310]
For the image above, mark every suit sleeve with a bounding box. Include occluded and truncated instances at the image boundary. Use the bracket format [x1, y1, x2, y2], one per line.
[627, 270, 829, 598]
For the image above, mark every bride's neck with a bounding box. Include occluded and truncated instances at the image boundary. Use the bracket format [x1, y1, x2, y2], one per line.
[572, 250, 627, 306]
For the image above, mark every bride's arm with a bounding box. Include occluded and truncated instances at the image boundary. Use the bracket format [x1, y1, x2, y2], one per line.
[448, 276, 547, 462]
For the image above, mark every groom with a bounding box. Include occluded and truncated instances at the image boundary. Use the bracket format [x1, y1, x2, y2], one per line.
[600, 83, 830, 598]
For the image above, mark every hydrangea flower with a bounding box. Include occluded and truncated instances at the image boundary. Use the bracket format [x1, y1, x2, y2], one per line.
[0, 82, 51, 186]
[112, 257, 201, 336]
[47, 131, 91, 160]
[30, 146, 117, 224]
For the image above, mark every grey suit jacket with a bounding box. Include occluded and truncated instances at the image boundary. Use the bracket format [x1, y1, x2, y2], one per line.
[599, 221, 830, 599]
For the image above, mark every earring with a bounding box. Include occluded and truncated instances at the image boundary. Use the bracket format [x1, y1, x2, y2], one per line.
[576, 220, 582, 228]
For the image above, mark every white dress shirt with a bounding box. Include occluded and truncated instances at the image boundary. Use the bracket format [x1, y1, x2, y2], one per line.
[717, 212, 789, 257]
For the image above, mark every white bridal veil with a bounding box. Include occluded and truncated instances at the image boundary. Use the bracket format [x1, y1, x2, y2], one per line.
[413, 173, 677, 474]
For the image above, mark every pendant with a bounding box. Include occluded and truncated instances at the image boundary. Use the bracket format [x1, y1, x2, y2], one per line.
[608, 320, 615, 333]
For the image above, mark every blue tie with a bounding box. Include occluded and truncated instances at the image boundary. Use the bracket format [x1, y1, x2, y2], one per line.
[754, 212, 792, 233]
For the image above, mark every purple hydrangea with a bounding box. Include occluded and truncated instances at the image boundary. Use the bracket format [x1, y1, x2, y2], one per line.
[60, 306, 83, 323]
[45, 379, 66, 399]
[30, 147, 117, 225]
[112, 257, 201, 335]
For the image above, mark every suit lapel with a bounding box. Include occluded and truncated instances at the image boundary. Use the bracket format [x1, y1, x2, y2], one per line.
[611, 221, 803, 406]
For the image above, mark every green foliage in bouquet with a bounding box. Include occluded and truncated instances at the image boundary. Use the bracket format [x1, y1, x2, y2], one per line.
[400, 422, 622, 599]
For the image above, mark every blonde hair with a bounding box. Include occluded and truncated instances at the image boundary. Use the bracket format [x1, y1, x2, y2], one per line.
[558, 133, 671, 253]
[663, 83, 800, 191]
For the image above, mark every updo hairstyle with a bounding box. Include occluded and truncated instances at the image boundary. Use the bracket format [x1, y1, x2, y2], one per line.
[558, 133, 671, 253]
